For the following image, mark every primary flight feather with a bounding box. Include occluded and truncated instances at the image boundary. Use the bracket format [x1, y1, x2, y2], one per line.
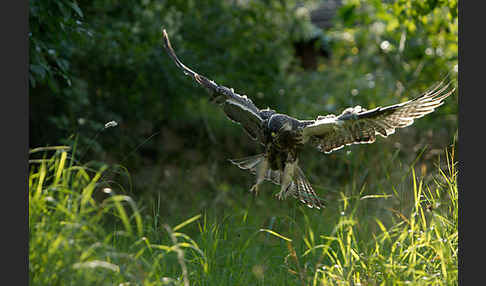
[162, 29, 455, 210]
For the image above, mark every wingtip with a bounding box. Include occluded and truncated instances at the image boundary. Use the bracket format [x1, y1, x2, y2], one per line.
[161, 28, 167, 39]
[162, 28, 171, 42]
[161, 28, 172, 51]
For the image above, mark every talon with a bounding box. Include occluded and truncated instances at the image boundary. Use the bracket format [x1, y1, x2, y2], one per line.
[250, 184, 259, 195]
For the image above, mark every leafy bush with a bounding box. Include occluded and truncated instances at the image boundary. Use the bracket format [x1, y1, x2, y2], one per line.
[29, 0, 457, 177]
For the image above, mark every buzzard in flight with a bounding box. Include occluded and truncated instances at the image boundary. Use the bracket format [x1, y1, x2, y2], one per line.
[162, 29, 455, 210]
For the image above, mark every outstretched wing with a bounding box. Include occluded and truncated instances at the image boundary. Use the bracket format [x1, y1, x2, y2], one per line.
[162, 29, 269, 142]
[301, 79, 455, 154]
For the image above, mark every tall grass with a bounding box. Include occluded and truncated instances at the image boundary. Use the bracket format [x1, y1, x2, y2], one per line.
[306, 149, 458, 285]
[29, 146, 457, 285]
[29, 147, 206, 285]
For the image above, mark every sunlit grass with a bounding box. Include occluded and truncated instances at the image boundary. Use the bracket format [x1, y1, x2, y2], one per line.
[279, 148, 458, 285]
[29, 146, 457, 285]
[29, 147, 206, 285]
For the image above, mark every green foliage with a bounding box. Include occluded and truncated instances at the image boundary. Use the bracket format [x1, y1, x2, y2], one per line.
[29, 1, 458, 284]
[29, 0, 457, 186]
[307, 149, 458, 285]
[29, 0, 310, 155]
[29, 146, 457, 285]
[29, 0, 87, 88]
[284, 0, 457, 118]
[29, 0, 94, 147]
[29, 148, 207, 285]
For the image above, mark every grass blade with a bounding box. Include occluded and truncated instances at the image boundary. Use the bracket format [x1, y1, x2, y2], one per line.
[259, 228, 292, 242]
[173, 214, 202, 232]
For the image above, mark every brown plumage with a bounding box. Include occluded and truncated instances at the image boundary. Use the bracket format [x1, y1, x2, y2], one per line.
[162, 29, 455, 210]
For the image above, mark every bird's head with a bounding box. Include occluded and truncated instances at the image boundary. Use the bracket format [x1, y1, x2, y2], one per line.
[266, 114, 295, 143]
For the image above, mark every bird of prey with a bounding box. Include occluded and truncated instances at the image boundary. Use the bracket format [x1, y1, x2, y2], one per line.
[162, 29, 455, 210]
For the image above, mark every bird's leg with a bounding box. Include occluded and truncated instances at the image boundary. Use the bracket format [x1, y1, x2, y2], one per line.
[249, 156, 269, 195]
[277, 153, 298, 200]
[249, 184, 259, 196]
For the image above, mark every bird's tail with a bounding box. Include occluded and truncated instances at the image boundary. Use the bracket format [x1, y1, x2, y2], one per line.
[287, 167, 324, 209]
[229, 154, 324, 209]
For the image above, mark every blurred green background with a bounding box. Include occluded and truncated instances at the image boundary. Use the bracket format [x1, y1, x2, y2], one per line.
[29, 0, 457, 222]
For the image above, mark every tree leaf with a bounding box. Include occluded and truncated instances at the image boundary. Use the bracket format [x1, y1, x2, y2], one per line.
[68, 1, 84, 18]
[30, 64, 46, 79]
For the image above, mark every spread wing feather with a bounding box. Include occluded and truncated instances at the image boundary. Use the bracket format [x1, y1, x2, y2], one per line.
[162, 29, 266, 142]
[302, 79, 455, 154]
